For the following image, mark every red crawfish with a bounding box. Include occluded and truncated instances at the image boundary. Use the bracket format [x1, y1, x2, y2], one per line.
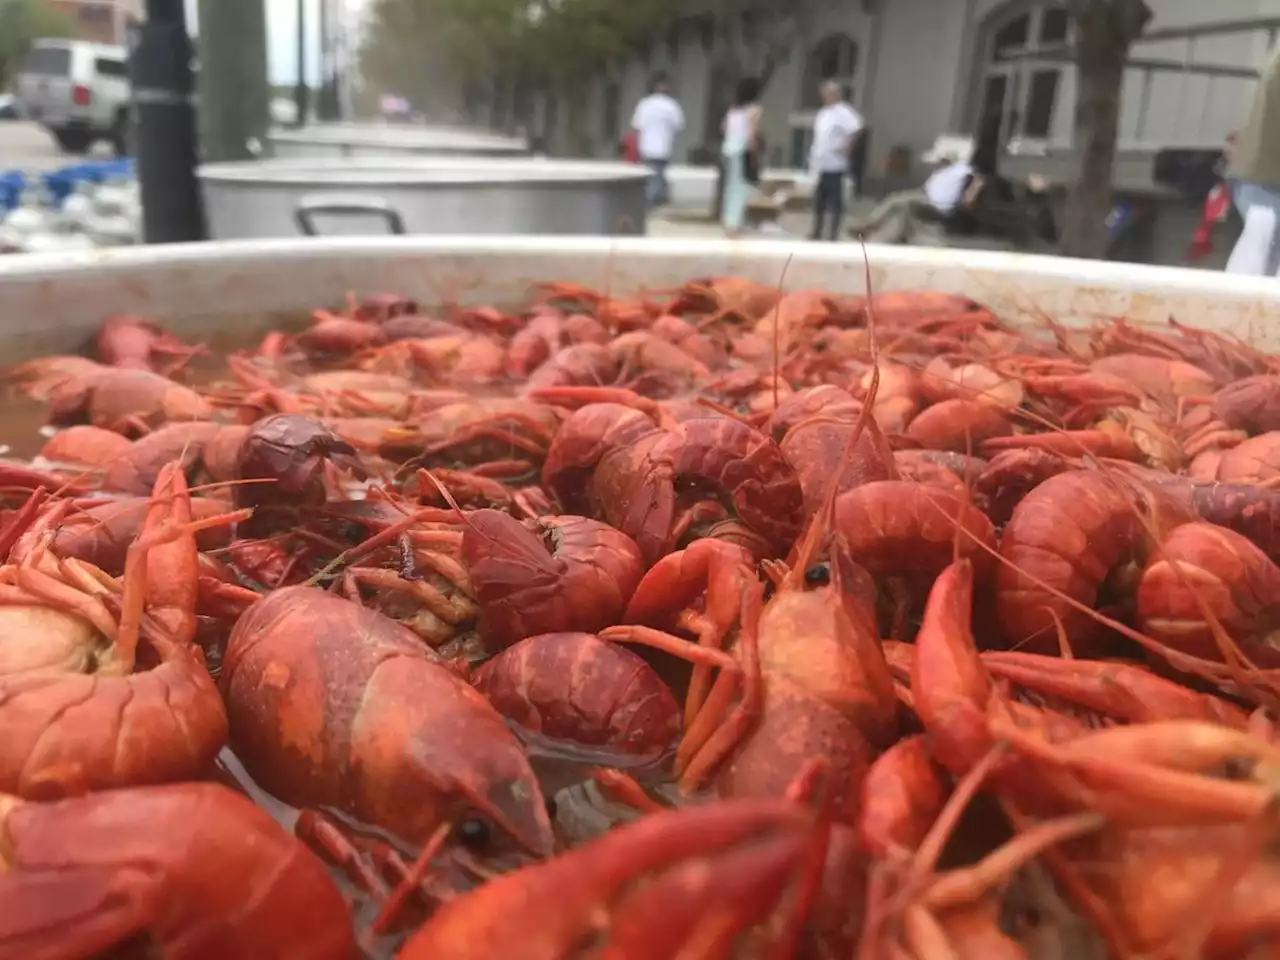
[10, 358, 212, 435]
[0, 783, 360, 959]
[540, 389, 805, 564]
[397, 797, 829, 960]
[460, 509, 644, 653]
[473, 631, 682, 768]
[219, 586, 555, 867]
[0, 464, 244, 798]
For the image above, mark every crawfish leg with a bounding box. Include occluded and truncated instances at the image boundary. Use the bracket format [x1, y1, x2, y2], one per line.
[918, 812, 1105, 912]
[345, 566, 471, 626]
[116, 465, 251, 668]
[677, 582, 766, 792]
[677, 552, 757, 729]
[370, 821, 453, 935]
[0, 488, 48, 557]
[592, 769, 669, 814]
[8, 548, 119, 641]
[295, 809, 391, 900]
[991, 718, 1277, 825]
[599, 585, 762, 792]
[626, 542, 757, 734]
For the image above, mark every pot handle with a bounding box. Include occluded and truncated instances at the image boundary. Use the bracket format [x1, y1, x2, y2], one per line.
[294, 193, 407, 236]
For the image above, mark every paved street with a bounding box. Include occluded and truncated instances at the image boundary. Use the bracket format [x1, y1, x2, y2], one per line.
[649, 197, 882, 240]
[0, 120, 115, 175]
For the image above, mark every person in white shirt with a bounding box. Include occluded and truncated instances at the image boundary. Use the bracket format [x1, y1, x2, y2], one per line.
[846, 146, 984, 244]
[924, 158, 976, 213]
[720, 76, 763, 238]
[630, 72, 685, 208]
[808, 81, 864, 240]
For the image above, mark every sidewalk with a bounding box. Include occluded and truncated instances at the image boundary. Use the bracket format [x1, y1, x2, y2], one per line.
[648, 198, 882, 239]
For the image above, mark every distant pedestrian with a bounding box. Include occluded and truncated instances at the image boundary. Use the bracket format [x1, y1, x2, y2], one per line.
[620, 130, 639, 163]
[1227, 39, 1280, 273]
[720, 76, 763, 239]
[808, 80, 863, 240]
[630, 72, 685, 208]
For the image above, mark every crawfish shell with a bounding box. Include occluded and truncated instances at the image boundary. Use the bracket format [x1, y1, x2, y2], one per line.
[473, 632, 681, 761]
[220, 586, 552, 855]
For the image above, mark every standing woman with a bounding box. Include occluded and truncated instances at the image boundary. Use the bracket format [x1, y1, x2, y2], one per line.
[1227, 38, 1280, 273]
[720, 77, 763, 238]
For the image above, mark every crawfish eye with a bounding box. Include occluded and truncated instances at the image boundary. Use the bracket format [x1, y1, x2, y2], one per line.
[804, 562, 831, 586]
[544, 795, 558, 821]
[454, 816, 493, 851]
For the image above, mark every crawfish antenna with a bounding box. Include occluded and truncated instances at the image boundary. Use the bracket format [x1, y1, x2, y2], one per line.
[786, 241, 881, 589]
[770, 252, 795, 413]
[416, 468, 498, 547]
[418, 467, 465, 519]
[954, 374, 983, 568]
[606, 232, 617, 311]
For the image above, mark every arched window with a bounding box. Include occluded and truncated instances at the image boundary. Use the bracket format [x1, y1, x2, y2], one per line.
[800, 33, 859, 109]
[974, 2, 1069, 143]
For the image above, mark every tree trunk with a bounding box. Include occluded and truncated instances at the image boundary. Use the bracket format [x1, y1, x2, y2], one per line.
[197, 0, 270, 163]
[1057, 49, 1125, 257]
[1058, 0, 1152, 259]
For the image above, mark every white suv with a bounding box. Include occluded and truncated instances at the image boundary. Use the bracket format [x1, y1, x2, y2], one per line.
[14, 39, 131, 155]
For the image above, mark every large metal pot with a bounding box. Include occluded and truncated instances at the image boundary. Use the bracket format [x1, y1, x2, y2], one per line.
[267, 123, 529, 160]
[197, 158, 651, 240]
[1, 238, 1277, 362]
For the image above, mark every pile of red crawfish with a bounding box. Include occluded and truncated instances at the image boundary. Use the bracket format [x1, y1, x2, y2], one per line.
[1, 277, 1279, 960]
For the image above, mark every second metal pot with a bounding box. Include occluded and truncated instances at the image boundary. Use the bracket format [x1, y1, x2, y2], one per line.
[198, 156, 651, 239]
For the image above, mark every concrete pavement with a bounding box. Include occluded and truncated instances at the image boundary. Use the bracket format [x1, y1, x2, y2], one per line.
[649, 197, 883, 240]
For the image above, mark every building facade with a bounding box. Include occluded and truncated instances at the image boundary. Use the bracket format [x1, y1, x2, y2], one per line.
[498, 0, 1280, 181]
[44, 0, 142, 45]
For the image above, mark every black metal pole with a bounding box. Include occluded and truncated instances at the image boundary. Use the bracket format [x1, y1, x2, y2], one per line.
[130, 0, 206, 243]
[295, 0, 309, 126]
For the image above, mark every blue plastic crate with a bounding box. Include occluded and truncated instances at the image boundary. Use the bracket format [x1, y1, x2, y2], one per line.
[41, 170, 78, 206]
[99, 158, 134, 180]
[78, 159, 134, 183]
[0, 171, 26, 214]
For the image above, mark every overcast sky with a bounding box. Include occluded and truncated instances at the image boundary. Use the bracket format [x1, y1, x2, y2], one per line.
[187, 0, 369, 86]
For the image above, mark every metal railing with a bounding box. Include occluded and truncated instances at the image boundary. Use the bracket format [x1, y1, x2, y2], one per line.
[998, 17, 1280, 148]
